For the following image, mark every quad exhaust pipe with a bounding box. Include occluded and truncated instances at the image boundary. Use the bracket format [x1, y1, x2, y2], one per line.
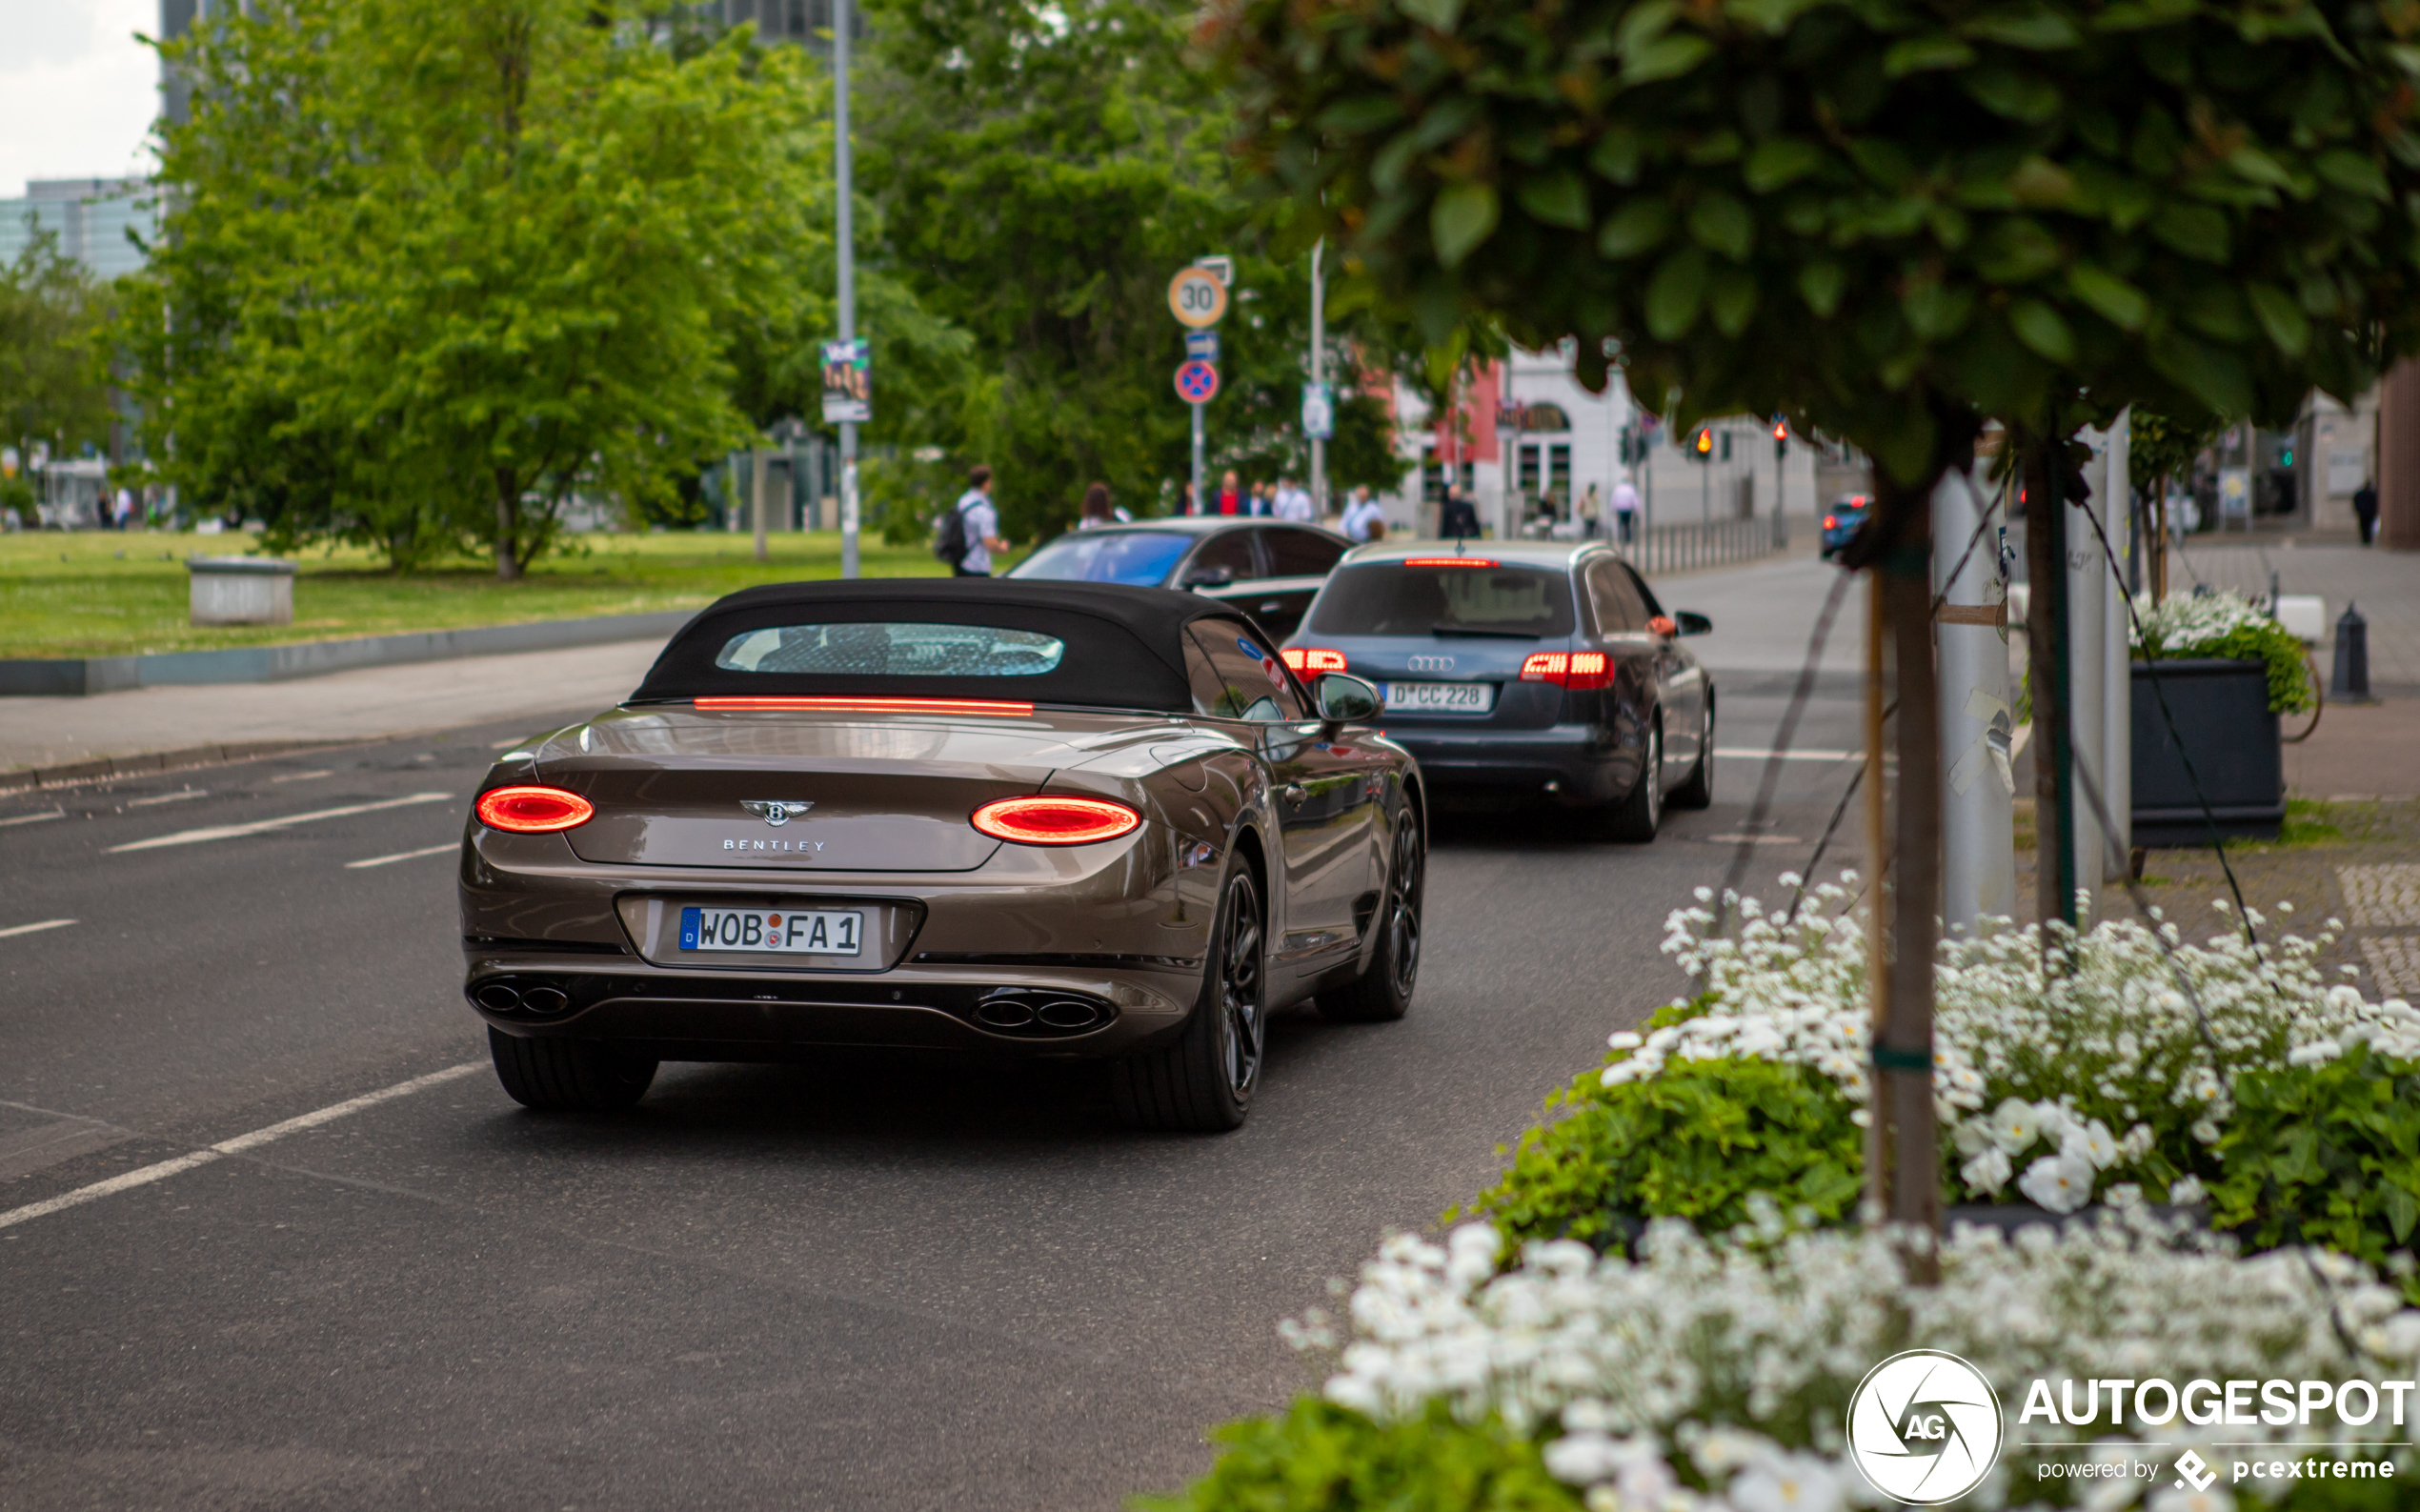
[473, 981, 570, 1016]
[974, 992, 1109, 1035]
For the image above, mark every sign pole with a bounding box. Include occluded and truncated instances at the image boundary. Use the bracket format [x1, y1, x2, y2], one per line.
[835, 0, 859, 579]
[1309, 239, 1326, 517]
[1191, 404, 1205, 518]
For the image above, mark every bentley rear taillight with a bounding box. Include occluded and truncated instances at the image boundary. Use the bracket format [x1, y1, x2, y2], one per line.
[971, 796, 1142, 846]
[1281, 647, 1347, 674]
[1520, 652, 1611, 691]
[475, 785, 595, 833]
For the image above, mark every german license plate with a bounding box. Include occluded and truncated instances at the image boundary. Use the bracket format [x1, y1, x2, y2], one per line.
[1382, 681, 1494, 714]
[679, 906, 863, 955]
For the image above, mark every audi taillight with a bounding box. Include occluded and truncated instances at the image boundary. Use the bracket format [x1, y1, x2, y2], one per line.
[971, 796, 1142, 846]
[1281, 647, 1347, 674]
[475, 785, 595, 833]
[1520, 652, 1611, 691]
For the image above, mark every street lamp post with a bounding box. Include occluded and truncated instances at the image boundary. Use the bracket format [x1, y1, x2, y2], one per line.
[1309, 240, 1326, 517]
[835, 0, 860, 579]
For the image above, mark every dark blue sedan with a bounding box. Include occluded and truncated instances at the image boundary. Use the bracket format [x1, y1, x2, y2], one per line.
[1280, 541, 1714, 841]
[1818, 494, 1872, 560]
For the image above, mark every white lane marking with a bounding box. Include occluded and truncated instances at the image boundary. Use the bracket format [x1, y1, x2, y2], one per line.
[0, 809, 66, 828]
[0, 1060, 485, 1232]
[346, 842, 457, 870]
[127, 789, 209, 807]
[272, 769, 334, 783]
[0, 918, 76, 939]
[1712, 747, 1858, 761]
[1702, 834, 1803, 845]
[107, 791, 453, 854]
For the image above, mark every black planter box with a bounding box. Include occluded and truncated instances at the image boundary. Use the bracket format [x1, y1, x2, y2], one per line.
[2131, 658, 2283, 845]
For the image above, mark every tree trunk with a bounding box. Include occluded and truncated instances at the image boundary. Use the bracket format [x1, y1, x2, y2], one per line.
[2021, 436, 2074, 931]
[1862, 474, 1944, 1280]
[494, 472, 520, 582]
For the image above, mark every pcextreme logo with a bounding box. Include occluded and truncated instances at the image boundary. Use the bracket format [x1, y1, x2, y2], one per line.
[1846, 1350, 2006, 1505]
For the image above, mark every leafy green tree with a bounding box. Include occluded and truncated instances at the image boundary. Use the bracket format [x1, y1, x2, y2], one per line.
[1209, 0, 2420, 1244]
[126, 0, 837, 575]
[857, 0, 1420, 541]
[0, 221, 117, 517]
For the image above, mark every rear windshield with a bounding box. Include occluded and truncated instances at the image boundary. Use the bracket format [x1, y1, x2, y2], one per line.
[1011, 530, 1192, 587]
[716, 623, 1066, 677]
[635, 602, 1194, 711]
[1308, 562, 1576, 638]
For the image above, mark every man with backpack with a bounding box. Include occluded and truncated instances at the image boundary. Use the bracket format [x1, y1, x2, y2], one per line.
[935, 465, 1007, 576]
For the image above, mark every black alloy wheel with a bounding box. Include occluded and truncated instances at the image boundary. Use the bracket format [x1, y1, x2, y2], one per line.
[1669, 696, 1715, 809]
[1318, 812, 1422, 1023]
[1598, 722, 1662, 842]
[1111, 864, 1265, 1132]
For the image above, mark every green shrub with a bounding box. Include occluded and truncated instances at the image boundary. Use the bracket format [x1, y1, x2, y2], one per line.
[1462, 1055, 1863, 1249]
[1135, 1401, 1581, 1512]
[2209, 1046, 2420, 1298]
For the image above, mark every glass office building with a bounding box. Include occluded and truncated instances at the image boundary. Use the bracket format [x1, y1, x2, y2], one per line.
[0, 180, 155, 281]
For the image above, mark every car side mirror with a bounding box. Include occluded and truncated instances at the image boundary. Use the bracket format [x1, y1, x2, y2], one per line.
[1180, 565, 1236, 589]
[1314, 673, 1381, 733]
[1674, 611, 1712, 636]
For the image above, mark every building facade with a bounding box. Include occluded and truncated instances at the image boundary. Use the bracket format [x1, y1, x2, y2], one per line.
[0, 180, 154, 281]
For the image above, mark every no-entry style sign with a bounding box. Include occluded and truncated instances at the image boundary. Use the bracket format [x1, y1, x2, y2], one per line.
[1175, 359, 1220, 404]
[1168, 267, 1227, 329]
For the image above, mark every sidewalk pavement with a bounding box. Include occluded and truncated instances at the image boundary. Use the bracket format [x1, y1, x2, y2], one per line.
[2170, 538, 2420, 693]
[0, 637, 662, 775]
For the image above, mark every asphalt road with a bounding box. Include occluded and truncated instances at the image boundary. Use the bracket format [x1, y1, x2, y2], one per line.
[0, 564, 1872, 1510]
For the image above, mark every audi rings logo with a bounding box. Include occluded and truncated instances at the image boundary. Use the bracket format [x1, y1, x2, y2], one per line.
[1406, 655, 1456, 673]
[1846, 1350, 2004, 1505]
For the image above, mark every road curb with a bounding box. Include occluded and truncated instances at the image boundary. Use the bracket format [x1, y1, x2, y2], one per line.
[0, 738, 359, 795]
[0, 607, 698, 697]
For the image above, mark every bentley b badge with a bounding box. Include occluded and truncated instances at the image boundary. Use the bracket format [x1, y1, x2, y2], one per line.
[740, 800, 812, 827]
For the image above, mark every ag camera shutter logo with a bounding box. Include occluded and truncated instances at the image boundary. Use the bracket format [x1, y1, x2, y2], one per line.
[1846, 1350, 2004, 1504]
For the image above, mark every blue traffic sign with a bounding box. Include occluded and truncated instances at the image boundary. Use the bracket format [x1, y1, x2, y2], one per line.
[1184, 331, 1220, 362]
[1175, 359, 1220, 405]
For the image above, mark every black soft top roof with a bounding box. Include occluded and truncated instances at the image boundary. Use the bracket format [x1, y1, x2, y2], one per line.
[629, 577, 1254, 712]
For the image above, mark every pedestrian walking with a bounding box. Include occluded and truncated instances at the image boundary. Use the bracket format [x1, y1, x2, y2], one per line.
[1611, 477, 1641, 545]
[1217, 470, 1241, 515]
[1578, 483, 1602, 540]
[1439, 485, 1482, 540]
[1077, 482, 1117, 530]
[1272, 475, 1308, 522]
[2354, 478, 2380, 546]
[1247, 481, 1269, 516]
[1341, 486, 1386, 542]
[936, 464, 1006, 576]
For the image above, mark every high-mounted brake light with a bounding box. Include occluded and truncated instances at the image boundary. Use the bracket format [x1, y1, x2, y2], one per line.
[1521, 652, 1612, 691]
[694, 696, 1034, 716]
[1281, 647, 1347, 674]
[475, 785, 595, 833]
[971, 796, 1142, 846]
[1401, 557, 1497, 568]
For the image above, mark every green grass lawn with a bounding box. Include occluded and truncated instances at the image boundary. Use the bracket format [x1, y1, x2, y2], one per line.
[0, 529, 1004, 657]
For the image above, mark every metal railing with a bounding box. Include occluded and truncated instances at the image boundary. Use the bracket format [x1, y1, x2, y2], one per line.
[1617, 515, 1786, 575]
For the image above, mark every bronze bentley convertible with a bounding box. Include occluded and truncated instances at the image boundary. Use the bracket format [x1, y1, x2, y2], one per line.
[458, 579, 1425, 1130]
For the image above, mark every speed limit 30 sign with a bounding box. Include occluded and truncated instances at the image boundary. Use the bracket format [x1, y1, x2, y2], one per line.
[1168, 266, 1227, 329]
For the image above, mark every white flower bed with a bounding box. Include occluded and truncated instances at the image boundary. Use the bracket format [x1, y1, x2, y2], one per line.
[2128, 588, 2280, 655]
[1295, 1214, 2420, 1511]
[1611, 879, 2420, 1213]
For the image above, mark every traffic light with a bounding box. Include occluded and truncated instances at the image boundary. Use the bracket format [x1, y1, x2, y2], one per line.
[1773, 417, 1789, 460]
[1692, 426, 1714, 461]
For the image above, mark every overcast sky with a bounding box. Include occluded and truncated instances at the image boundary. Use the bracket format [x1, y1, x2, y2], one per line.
[1, 0, 160, 195]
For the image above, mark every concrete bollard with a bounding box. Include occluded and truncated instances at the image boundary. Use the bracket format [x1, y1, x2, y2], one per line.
[187, 556, 296, 627]
[2330, 601, 2373, 703]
